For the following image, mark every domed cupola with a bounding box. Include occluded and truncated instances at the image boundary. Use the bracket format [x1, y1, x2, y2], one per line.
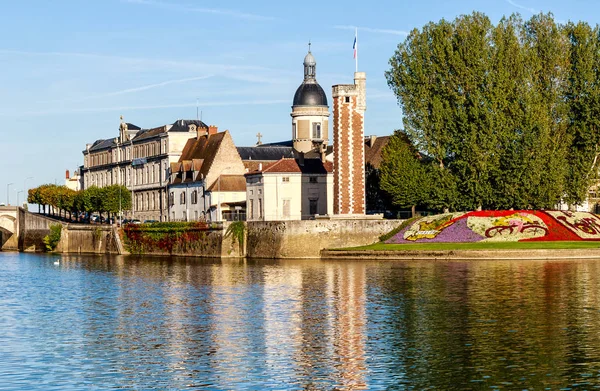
[291, 43, 330, 154]
[293, 45, 328, 107]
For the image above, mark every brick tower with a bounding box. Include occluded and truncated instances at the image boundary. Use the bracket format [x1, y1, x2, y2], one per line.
[332, 72, 366, 215]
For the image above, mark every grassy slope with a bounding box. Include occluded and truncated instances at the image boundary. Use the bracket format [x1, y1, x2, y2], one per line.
[343, 241, 600, 251]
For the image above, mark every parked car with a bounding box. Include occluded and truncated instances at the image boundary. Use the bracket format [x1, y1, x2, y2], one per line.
[131, 219, 142, 224]
[143, 219, 158, 224]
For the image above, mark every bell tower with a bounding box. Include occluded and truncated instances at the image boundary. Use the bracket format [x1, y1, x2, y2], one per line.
[290, 43, 330, 155]
[332, 72, 367, 215]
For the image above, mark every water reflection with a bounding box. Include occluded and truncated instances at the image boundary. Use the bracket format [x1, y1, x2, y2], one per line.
[4, 253, 600, 389]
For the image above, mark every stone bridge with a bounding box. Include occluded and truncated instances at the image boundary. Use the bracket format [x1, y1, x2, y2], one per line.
[0, 206, 20, 250]
[0, 207, 63, 252]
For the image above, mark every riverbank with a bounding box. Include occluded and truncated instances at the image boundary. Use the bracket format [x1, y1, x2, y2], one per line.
[321, 243, 600, 260]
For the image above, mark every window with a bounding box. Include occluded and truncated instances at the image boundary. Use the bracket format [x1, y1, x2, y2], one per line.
[309, 177, 318, 183]
[258, 198, 263, 219]
[169, 192, 174, 206]
[283, 199, 290, 218]
[292, 123, 297, 139]
[191, 190, 198, 204]
[345, 96, 350, 103]
[249, 199, 254, 220]
[309, 199, 318, 215]
[312, 122, 321, 139]
[180, 192, 186, 205]
[282, 177, 289, 182]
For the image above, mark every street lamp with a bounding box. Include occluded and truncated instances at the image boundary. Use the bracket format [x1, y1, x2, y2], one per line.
[6, 183, 13, 205]
[24, 176, 33, 205]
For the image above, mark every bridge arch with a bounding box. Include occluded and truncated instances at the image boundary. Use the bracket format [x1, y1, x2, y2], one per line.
[0, 214, 16, 248]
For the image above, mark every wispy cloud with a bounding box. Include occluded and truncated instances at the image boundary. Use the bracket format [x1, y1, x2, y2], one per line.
[39, 75, 214, 104]
[124, 0, 275, 21]
[0, 99, 289, 117]
[505, 0, 537, 14]
[334, 25, 409, 36]
[0, 49, 288, 73]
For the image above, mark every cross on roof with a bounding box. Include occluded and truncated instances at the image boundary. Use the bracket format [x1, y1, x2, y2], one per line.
[256, 132, 263, 145]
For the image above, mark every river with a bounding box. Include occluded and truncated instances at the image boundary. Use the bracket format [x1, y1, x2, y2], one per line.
[2, 252, 600, 390]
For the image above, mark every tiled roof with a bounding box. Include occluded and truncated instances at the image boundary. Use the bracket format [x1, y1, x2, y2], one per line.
[364, 135, 391, 168]
[256, 139, 293, 147]
[170, 119, 209, 132]
[132, 126, 166, 142]
[178, 131, 228, 180]
[89, 138, 116, 152]
[246, 158, 332, 175]
[207, 175, 247, 192]
[125, 123, 141, 131]
[237, 146, 294, 161]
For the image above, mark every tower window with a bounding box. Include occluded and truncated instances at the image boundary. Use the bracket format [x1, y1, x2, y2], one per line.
[312, 123, 321, 139]
[345, 96, 350, 103]
[292, 123, 297, 139]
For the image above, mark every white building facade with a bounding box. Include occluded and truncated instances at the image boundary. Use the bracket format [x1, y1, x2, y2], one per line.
[245, 159, 332, 221]
[82, 119, 206, 221]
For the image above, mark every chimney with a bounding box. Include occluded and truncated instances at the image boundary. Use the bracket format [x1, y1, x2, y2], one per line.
[208, 125, 218, 135]
[66, 169, 70, 179]
[197, 126, 208, 139]
[369, 135, 377, 147]
[258, 163, 263, 171]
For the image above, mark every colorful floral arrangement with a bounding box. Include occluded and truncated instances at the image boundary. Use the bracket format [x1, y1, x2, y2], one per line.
[385, 210, 600, 244]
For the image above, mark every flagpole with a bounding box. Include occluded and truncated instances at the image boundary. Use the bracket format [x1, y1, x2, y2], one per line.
[355, 28, 358, 72]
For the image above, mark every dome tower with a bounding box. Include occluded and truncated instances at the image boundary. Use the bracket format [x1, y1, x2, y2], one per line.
[291, 44, 330, 154]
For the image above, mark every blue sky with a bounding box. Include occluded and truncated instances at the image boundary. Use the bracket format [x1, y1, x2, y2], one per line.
[0, 0, 594, 201]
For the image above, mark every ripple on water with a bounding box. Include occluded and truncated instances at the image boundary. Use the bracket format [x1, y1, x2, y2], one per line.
[2, 254, 600, 389]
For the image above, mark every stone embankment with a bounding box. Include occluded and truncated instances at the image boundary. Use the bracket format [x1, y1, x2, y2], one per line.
[321, 248, 600, 261]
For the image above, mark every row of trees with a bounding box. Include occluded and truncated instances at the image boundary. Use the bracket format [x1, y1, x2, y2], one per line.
[28, 184, 131, 222]
[383, 12, 600, 212]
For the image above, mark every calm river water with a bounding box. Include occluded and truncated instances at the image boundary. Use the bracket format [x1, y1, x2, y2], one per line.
[3, 252, 600, 390]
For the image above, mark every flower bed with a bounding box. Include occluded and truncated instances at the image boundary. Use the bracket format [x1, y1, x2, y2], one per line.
[385, 210, 600, 244]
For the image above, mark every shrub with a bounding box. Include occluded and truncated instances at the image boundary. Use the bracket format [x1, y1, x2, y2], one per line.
[43, 224, 62, 252]
[225, 221, 245, 254]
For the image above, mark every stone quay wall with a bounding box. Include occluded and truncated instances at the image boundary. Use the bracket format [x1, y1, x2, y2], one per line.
[246, 219, 401, 259]
[119, 222, 244, 258]
[56, 224, 119, 254]
[20, 210, 61, 252]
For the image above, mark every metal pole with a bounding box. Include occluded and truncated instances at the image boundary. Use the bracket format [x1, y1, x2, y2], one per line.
[7, 183, 13, 205]
[24, 176, 33, 206]
[17, 190, 23, 207]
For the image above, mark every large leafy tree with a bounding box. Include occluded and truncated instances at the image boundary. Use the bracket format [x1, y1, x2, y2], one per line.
[380, 131, 428, 217]
[386, 12, 600, 210]
[103, 185, 132, 219]
[564, 22, 600, 207]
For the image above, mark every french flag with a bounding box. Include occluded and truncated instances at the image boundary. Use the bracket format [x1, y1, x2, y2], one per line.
[353, 34, 357, 59]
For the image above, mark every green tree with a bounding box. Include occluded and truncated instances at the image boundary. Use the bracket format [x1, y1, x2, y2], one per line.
[103, 185, 131, 221]
[380, 131, 428, 217]
[564, 22, 600, 207]
[386, 12, 595, 210]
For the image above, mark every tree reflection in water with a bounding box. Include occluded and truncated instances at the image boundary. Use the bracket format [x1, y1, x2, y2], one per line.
[2, 253, 600, 390]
